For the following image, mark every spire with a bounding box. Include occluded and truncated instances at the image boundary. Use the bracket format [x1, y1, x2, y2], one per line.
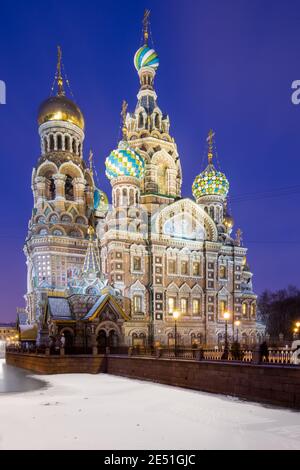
[55, 46, 65, 96]
[143, 9, 150, 44]
[121, 100, 128, 140]
[82, 226, 101, 278]
[206, 129, 215, 164]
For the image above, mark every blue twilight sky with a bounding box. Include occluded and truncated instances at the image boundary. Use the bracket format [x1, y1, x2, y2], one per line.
[0, 0, 300, 321]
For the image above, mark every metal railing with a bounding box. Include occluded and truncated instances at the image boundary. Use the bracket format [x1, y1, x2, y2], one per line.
[5, 345, 299, 366]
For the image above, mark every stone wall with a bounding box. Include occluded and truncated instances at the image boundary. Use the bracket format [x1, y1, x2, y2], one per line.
[107, 356, 300, 409]
[6, 352, 107, 374]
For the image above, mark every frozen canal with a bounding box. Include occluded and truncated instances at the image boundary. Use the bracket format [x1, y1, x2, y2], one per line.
[0, 359, 300, 450]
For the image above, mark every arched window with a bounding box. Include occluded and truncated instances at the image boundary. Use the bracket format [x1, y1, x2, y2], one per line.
[158, 164, 168, 195]
[242, 303, 247, 315]
[49, 135, 55, 151]
[250, 304, 256, 317]
[65, 135, 70, 151]
[122, 188, 128, 206]
[49, 177, 56, 200]
[72, 139, 76, 154]
[43, 137, 48, 153]
[155, 114, 160, 128]
[78, 143, 82, 155]
[65, 175, 74, 201]
[220, 265, 226, 279]
[57, 134, 62, 150]
[138, 113, 143, 128]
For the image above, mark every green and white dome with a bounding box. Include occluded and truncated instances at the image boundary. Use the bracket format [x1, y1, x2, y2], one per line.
[192, 164, 229, 200]
[134, 45, 159, 72]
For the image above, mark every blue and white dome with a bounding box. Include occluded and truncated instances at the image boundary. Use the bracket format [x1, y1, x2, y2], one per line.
[105, 141, 145, 180]
[134, 45, 159, 72]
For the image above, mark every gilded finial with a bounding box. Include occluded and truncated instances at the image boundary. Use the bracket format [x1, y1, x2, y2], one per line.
[56, 45, 65, 96]
[121, 100, 128, 140]
[89, 149, 94, 175]
[206, 129, 215, 164]
[87, 225, 95, 240]
[143, 9, 150, 44]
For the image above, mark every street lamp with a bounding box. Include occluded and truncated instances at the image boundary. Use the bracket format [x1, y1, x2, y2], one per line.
[294, 327, 299, 339]
[222, 311, 230, 360]
[234, 320, 240, 343]
[173, 309, 180, 357]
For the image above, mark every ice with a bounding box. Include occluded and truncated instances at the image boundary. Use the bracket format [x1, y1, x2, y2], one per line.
[0, 359, 300, 450]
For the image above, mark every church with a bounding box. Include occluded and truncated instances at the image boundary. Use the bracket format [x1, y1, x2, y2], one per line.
[23, 13, 264, 350]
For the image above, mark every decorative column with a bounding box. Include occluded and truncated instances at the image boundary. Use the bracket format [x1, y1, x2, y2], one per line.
[74, 177, 86, 214]
[53, 174, 66, 212]
[35, 176, 46, 210]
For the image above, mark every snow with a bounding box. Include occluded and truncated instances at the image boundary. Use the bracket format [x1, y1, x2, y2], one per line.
[1, 359, 300, 450]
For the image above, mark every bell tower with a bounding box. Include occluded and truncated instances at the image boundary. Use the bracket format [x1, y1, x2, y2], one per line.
[25, 47, 96, 324]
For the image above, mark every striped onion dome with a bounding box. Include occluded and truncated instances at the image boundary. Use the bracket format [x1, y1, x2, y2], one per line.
[134, 45, 159, 71]
[105, 141, 145, 180]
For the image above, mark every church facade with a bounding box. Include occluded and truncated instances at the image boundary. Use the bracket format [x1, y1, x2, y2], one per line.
[24, 17, 264, 350]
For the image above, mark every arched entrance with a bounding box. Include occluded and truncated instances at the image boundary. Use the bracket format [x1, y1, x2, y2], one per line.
[108, 330, 119, 348]
[61, 329, 74, 353]
[97, 330, 107, 351]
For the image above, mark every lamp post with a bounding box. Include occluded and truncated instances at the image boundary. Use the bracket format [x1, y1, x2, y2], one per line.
[294, 327, 299, 339]
[222, 311, 230, 360]
[234, 320, 240, 343]
[173, 310, 180, 357]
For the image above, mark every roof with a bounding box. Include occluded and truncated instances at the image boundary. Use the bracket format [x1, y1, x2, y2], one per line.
[20, 324, 37, 341]
[82, 294, 107, 320]
[48, 297, 73, 320]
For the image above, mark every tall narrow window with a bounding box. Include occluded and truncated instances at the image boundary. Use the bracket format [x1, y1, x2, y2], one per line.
[181, 261, 188, 275]
[220, 265, 226, 279]
[133, 295, 143, 314]
[133, 256, 142, 271]
[180, 298, 188, 315]
[65, 175, 74, 201]
[220, 300, 227, 316]
[168, 297, 176, 314]
[168, 259, 176, 274]
[192, 299, 200, 315]
[242, 303, 247, 315]
[193, 262, 200, 276]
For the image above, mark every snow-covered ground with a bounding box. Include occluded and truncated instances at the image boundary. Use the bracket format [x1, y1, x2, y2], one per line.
[1, 360, 300, 450]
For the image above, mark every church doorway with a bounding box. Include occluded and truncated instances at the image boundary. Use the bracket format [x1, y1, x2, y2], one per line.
[97, 330, 107, 351]
[108, 330, 119, 348]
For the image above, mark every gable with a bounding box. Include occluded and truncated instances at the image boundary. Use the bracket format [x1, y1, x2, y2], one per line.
[83, 294, 129, 322]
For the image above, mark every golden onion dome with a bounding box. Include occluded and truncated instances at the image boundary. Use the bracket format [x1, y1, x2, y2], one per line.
[223, 213, 234, 230]
[37, 95, 85, 130]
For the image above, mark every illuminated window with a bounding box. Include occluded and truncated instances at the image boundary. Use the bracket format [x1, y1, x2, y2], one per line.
[220, 300, 227, 316]
[168, 297, 176, 314]
[180, 298, 188, 314]
[242, 303, 247, 315]
[168, 259, 176, 274]
[193, 262, 200, 276]
[250, 304, 255, 316]
[181, 261, 188, 275]
[133, 256, 142, 271]
[220, 266, 226, 279]
[133, 295, 143, 314]
[192, 299, 200, 315]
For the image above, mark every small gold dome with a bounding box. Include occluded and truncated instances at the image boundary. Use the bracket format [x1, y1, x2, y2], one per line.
[38, 95, 84, 130]
[223, 213, 234, 230]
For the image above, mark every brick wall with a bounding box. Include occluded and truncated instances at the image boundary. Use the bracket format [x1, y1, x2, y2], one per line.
[107, 356, 300, 409]
[6, 352, 107, 374]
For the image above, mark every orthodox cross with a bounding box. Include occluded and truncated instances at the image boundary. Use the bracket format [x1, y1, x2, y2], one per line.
[56, 45, 64, 96]
[121, 100, 128, 139]
[143, 9, 150, 44]
[206, 129, 215, 164]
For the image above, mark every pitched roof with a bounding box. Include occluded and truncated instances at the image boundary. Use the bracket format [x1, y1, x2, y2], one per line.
[48, 297, 73, 320]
